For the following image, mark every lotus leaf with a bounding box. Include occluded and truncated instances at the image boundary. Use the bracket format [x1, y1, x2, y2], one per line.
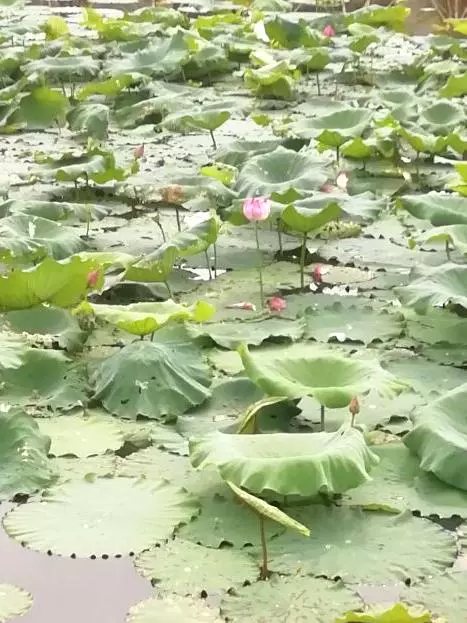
[16, 87, 69, 129]
[281, 202, 341, 234]
[126, 596, 222, 623]
[335, 603, 432, 622]
[244, 61, 298, 100]
[189, 427, 379, 496]
[215, 138, 281, 168]
[67, 103, 109, 139]
[24, 55, 100, 82]
[401, 572, 467, 622]
[397, 193, 467, 226]
[0, 585, 32, 622]
[422, 225, 467, 256]
[123, 243, 177, 283]
[292, 108, 372, 144]
[440, 72, 467, 97]
[264, 16, 322, 49]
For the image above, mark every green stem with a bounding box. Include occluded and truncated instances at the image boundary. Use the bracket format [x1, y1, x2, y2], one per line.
[336, 145, 340, 166]
[254, 222, 264, 308]
[209, 129, 217, 150]
[350, 413, 356, 428]
[299, 232, 308, 289]
[164, 280, 173, 300]
[320, 404, 325, 432]
[213, 243, 218, 278]
[316, 71, 321, 96]
[445, 239, 451, 261]
[259, 516, 269, 580]
[175, 206, 181, 232]
[277, 222, 283, 255]
[204, 249, 213, 280]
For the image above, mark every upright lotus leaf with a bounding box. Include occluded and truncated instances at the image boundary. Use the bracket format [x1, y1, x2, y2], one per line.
[23, 56, 100, 82]
[440, 72, 467, 97]
[115, 90, 185, 129]
[67, 103, 109, 139]
[264, 16, 323, 49]
[189, 427, 379, 497]
[288, 48, 330, 72]
[3, 477, 199, 556]
[161, 101, 237, 137]
[41, 15, 69, 39]
[398, 126, 447, 155]
[345, 4, 409, 30]
[395, 263, 467, 313]
[421, 101, 464, 134]
[404, 383, 467, 491]
[0, 256, 103, 311]
[0, 409, 55, 500]
[244, 61, 299, 100]
[0, 214, 86, 262]
[235, 146, 327, 203]
[124, 243, 177, 283]
[292, 109, 372, 145]
[76, 299, 214, 336]
[397, 193, 467, 226]
[348, 23, 379, 53]
[76, 74, 144, 101]
[0, 584, 32, 622]
[422, 225, 467, 256]
[281, 202, 341, 234]
[16, 87, 69, 129]
[238, 343, 408, 408]
[90, 332, 211, 419]
[169, 215, 220, 258]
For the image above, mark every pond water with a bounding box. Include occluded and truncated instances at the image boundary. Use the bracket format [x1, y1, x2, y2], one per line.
[0, 504, 153, 623]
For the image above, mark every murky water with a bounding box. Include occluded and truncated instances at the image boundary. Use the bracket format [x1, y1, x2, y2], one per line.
[0, 504, 153, 623]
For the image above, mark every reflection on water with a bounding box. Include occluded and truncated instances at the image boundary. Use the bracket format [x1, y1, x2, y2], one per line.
[0, 504, 153, 623]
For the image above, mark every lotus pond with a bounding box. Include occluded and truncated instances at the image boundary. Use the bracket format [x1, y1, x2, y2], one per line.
[2, 1, 467, 621]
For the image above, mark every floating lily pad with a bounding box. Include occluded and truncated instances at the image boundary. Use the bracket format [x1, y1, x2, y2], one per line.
[126, 595, 222, 623]
[402, 572, 467, 622]
[0, 584, 32, 622]
[396, 264, 467, 313]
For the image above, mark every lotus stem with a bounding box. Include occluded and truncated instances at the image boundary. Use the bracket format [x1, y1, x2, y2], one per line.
[415, 152, 420, 181]
[350, 413, 356, 427]
[209, 130, 217, 150]
[84, 206, 91, 240]
[175, 206, 181, 232]
[254, 222, 265, 308]
[204, 249, 213, 280]
[445, 239, 451, 261]
[299, 232, 308, 289]
[164, 280, 173, 300]
[320, 404, 325, 432]
[259, 516, 269, 580]
[316, 72, 321, 96]
[213, 243, 218, 277]
[277, 221, 283, 255]
[336, 145, 340, 166]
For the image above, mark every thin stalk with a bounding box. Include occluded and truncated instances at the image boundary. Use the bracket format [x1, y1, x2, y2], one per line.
[350, 413, 356, 427]
[259, 516, 269, 580]
[204, 249, 213, 280]
[164, 280, 173, 300]
[299, 232, 308, 289]
[445, 239, 451, 261]
[155, 219, 167, 242]
[320, 404, 325, 432]
[316, 71, 321, 96]
[209, 129, 217, 150]
[213, 243, 218, 278]
[254, 222, 265, 308]
[415, 152, 420, 181]
[175, 206, 181, 232]
[336, 145, 340, 166]
[277, 223, 283, 255]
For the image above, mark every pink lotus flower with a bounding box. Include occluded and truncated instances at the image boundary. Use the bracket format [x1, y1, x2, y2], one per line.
[226, 301, 257, 311]
[320, 182, 337, 193]
[322, 24, 335, 37]
[349, 396, 360, 427]
[312, 264, 323, 284]
[267, 296, 287, 313]
[134, 144, 145, 160]
[86, 269, 100, 288]
[243, 196, 271, 222]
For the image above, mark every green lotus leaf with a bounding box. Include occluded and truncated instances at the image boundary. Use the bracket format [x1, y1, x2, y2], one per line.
[254, 505, 455, 582]
[76, 74, 144, 100]
[238, 343, 408, 408]
[244, 61, 298, 100]
[41, 15, 69, 39]
[123, 243, 177, 283]
[295, 191, 384, 222]
[169, 215, 220, 257]
[126, 596, 222, 623]
[422, 225, 467, 255]
[348, 23, 379, 53]
[16, 87, 69, 129]
[421, 101, 464, 134]
[395, 263, 467, 313]
[134, 537, 258, 597]
[3, 476, 199, 556]
[67, 102, 109, 139]
[24, 55, 100, 82]
[0, 330, 28, 369]
[398, 126, 447, 154]
[404, 307, 467, 347]
[288, 48, 330, 72]
[424, 59, 461, 76]
[0, 255, 103, 311]
[292, 108, 372, 144]
[440, 72, 467, 97]
[161, 101, 235, 133]
[90, 331, 211, 419]
[404, 383, 467, 491]
[38, 414, 124, 458]
[397, 193, 467, 226]
[189, 427, 379, 496]
[0, 584, 32, 622]
[281, 202, 341, 234]
[0, 409, 55, 500]
[6, 306, 86, 352]
[344, 443, 467, 517]
[336, 603, 431, 622]
[345, 4, 409, 31]
[401, 572, 467, 622]
[77, 250, 135, 271]
[264, 16, 323, 49]
[0, 213, 86, 262]
[221, 576, 361, 622]
[76, 299, 215, 336]
[235, 146, 327, 202]
[115, 92, 184, 129]
[200, 163, 237, 187]
[0, 199, 109, 222]
[215, 138, 281, 168]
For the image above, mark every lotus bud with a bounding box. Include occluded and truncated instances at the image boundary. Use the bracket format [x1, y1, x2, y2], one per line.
[267, 296, 286, 312]
[312, 264, 323, 284]
[349, 396, 360, 427]
[242, 196, 271, 222]
[86, 269, 100, 288]
[322, 24, 335, 37]
[133, 144, 145, 160]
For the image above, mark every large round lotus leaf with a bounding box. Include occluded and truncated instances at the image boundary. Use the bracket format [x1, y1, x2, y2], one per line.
[421, 101, 464, 131]
[256, 506, 456, 583]
[6, 306, 86, 352]
[38, 415, 125, 457]
[1, 348, 86, 411]
[344, 443, 467, 517]
[281, 203, 341, 235]
[134, 539, 258, 596]
[335, 603, 432, 623]
[53, 455, 117, 484]
[90, 338, 211, 419]
[423, 225, 467, 256]
[0, 584, 32, 622]
[189, 427, 379, 497]
[126, 595, 222, 623]
[0, 409, 55, 501]
[238, 343, 408, 408]
[215, 138, 281, 167]
[304, 302, 404, 345]
[220, 576, 362, 623]
[117, 446, 193, 485]
[294, 192, 385, 223]
[404, 307, 467, 347]
[397, 193, 467, 226]
[292, 108, 372, 142]
[77, 299, 214, 336]
[402, 572, 467, 622]
[235, 146, 328, 202]
[3, 477, 199, 556]
[404, 383, 467, 490]
[395, 263, 467, 313]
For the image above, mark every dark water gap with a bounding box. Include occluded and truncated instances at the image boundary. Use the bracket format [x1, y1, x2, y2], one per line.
[0, 504, 153, 623]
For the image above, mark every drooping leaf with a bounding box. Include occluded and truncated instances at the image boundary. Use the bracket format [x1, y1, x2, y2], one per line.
[3, 477, 199, 556]
[281, 202, 341, 234]
[169, 215, 220, 258]
[189, 427, 379, 496]
[397, 193, 467, 226]
[17, 87, 69, 129]
[123, 243, 177, 283]
[244, 61, 298, 100]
